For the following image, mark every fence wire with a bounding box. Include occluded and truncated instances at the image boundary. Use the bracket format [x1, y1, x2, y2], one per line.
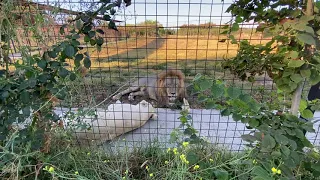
[9, 0, 320, 151]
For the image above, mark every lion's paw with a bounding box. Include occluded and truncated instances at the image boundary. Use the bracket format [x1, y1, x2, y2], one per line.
[128, 93, 135, 101]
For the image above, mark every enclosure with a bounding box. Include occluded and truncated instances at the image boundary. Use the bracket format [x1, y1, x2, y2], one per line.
[4, 0, 320, 150]
[0, 0, 320, 180]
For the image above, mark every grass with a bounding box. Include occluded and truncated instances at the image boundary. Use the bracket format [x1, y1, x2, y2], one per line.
[2, 131, 319, 180]
[1, 131, 253, 180]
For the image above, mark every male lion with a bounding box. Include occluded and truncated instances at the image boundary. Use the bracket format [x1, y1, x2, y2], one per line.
[112, 69, 187, 108]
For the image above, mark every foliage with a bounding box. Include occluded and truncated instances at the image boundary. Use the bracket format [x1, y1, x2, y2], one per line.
[192, 73, 320, 179]
[0, 0, 128, 153]
[221, 0, 320, 112]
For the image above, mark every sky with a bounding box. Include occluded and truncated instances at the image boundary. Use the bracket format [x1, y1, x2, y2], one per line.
[37, 0, 237, 28]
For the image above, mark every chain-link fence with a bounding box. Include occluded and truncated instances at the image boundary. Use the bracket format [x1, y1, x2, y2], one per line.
[8, 0, 320, 151]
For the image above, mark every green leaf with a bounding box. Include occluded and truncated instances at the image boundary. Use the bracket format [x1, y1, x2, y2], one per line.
[213, 169, 229, 180]
[37, 59, 47, 69]
[20, 90, 30, 104]
[84, 57, 91, 68]
[221, 108, 231, 116]
[226, 86, 241, 99]
[186, 151, 199, 164]
[84, 35, 90, 42]
[290, 74, 303, 83]
[232, 113, 242, 121]
[75, 20, 82, 30]
[310, 69, 320, 85]
[249, 119, 259, 128]
[108, 21, 117, 31]
[288, 140, 297, 150]
[59, 25, 66, 35]
[251, 166, 272, 179]
[299, 99, 308, 112]
[59, 68, 69, 78]
[300, 69, 311, 78]
[96, 37, 104, 46]
[294, 129, 305, 139]
[206, 100, 216, 109]
[211, 83, 224, 99]
[22, 106, 30, 117]
[239, 94, 252, 103]
[301, 109, 314, 119]
[103, 15, 111, 21]
[261, 135, 276, 149]
[75, 54, 84, 61]
[287, 51, 299, 60]
[293, 24, 314, 35]
[48, 51, 57, 58]
[83, 25, 92, 33]
[199, 79, 212, 91]
[241, 134, 257, 142]
[88, 31, 96, 38]
[96, 29, 105, 34]
[64, 45, 75, 58]
[231, 23, 239, 31]
[275, 134, 289, 145]
[271, 151, 282, 158]
[280, 145, 290, 157]
[288, 60, 305, 68]
[193, 74, 202, 81]
[90, 39, 96, 46]
[69, 73, 76, 81]
[296, 33, 316, 46]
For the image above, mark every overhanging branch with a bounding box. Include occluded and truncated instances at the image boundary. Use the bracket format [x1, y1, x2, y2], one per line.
[18, 0, 123, 23]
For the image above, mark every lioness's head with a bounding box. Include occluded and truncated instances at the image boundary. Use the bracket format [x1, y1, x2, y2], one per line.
[157, 69, 186, 106]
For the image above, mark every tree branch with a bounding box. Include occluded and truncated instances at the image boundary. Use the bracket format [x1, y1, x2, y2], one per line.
[18, 0, 123, 23]
[290, 0, 314, 116]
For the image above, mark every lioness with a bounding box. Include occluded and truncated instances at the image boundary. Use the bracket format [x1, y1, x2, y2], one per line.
[112, 69, 187, 107]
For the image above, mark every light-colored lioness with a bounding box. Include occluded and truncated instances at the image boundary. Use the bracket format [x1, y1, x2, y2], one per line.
[60, 100, 158, 146]
[112, 69, 187, 107]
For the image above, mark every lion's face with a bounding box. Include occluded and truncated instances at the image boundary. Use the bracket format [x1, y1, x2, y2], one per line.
[164, 77, 181, 103]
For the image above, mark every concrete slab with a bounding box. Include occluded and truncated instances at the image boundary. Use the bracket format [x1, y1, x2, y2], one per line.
[53, 107, 320, 152]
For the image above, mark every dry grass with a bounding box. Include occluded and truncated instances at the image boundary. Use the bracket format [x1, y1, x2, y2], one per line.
[88, 34, 271, 68]
[90, 38, 155, 59]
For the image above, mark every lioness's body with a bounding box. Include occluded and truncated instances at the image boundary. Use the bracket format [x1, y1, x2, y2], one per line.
[112, 69, 186, 107]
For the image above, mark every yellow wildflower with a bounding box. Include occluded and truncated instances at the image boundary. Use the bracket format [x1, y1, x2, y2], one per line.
[193, 165, 200, 170]
[167, 148, 171, 153]
[253, 159, 257, 164]
[48, 166, 55, 173]
[165, 160, 169, 164]
[271, 167, 281, 175]
[87, 152, 91, 156]
[209, 158, 213, 162]
[125, 170, 128, 174]
[122, 138, 126, 141]
[182, 141, 189, 147]
[75, 171, 79, 175]
[149, 173, 154, 177]
[146, 165, 149, 171]
[179, 154, 189, 164]
[103, 160, 110, 163]
[173, 148, 178, 155]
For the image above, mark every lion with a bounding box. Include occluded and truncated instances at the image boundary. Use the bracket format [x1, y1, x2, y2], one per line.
[112, 69, 187, 108]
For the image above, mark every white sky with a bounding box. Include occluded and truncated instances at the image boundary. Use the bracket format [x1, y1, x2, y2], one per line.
[36, 0, 236, 27]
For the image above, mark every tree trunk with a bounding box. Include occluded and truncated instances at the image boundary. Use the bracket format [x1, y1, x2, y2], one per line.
[290, 0, 314, 115]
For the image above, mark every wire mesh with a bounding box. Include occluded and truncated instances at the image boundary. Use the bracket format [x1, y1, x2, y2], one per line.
[8, 0, 320, 152]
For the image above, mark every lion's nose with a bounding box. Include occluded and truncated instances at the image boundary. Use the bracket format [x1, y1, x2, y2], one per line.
[171, 92, 176, 96]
